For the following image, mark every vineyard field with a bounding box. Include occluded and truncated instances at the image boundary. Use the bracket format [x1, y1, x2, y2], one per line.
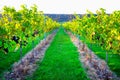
[0, 5, 120, 80]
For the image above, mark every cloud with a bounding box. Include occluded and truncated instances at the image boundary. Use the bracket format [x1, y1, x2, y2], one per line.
[0, 0, 119, 14]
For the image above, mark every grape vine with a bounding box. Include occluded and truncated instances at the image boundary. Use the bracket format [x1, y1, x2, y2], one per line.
[0, 5, 60, 54]
[63, 8, 120, 55]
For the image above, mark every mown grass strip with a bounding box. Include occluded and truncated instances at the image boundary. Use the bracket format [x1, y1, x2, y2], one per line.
[28, 27, 89, 80]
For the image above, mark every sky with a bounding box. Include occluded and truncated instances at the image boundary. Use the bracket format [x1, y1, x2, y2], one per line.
[0, 0, 120, 14]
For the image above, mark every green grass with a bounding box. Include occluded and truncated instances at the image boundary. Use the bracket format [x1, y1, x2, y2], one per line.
[0, 33, 48, 79]
[27, 27, 89, 80]
[79, 35, 120, 77]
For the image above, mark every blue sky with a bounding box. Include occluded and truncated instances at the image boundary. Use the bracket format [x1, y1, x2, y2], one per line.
[0, 0, 119, 14]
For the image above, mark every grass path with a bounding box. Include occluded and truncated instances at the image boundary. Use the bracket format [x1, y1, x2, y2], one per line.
[28, 27, 88, 80]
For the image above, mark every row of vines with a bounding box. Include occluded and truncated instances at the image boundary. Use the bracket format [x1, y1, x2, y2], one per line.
[63, 8, 120, 55]
[0, 5, 60, 54]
